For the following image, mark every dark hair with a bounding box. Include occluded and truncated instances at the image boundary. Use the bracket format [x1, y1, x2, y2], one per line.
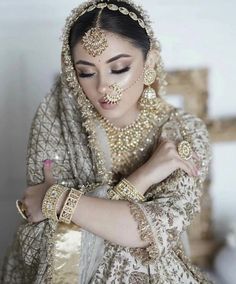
[69, 0, 150, 59]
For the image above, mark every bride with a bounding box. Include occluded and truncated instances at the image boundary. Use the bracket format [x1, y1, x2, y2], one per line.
[2, 0, 212, 283]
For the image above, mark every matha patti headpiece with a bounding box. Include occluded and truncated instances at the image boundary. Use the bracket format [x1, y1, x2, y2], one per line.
[61, 0, 168, 100]
[81, 2, 153, 57]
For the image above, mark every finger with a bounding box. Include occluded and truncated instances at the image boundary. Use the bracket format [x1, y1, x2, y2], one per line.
[176, 158, 193, 176]
[158, 137, 167, 146]
[161, 139, 176, 149]
[191, 152, 201, 168]
[184, 158, 199, 176]
[186, 159, 199, 176]
[174, 144, 199, 174]
[21, 201, 27, 212]
[177, 157, 197, 177]
[43, 160, 54, 183]
[192, 151, 199, 160]
[27, 216, 33, 224]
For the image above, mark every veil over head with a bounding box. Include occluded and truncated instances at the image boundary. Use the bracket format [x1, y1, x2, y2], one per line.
[1, 1, 212, 284]
[2, 1, 170, 283]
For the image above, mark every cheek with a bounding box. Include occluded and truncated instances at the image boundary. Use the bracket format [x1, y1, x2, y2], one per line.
[122, 70, 144, 100]
[121, 62, 144, 91]
[78, 79, 96, 100]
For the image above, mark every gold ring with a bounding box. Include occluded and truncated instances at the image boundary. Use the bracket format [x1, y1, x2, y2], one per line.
[16, 200, 28, 220]
[177, 140, 193, 160]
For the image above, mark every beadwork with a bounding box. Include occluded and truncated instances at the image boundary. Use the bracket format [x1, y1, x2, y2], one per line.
[42, 184, 69, 222]
[108, 178, 146, 203]
[82, 27, 108, 57]
[59, 189, 83, 224]
[81, 2, 153, 58]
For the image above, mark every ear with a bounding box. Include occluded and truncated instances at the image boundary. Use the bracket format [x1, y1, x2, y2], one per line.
[144, 49, 159, 69]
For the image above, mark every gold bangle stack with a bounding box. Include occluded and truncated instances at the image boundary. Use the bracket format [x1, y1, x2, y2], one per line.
[59, 189, 83, 224]
[42, 184, 68, 222]
[108, 179, 146, 203]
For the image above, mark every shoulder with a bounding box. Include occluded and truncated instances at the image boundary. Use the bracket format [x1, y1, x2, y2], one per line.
[160, 104, 212, 179]
[160, 104, 210, 143]
[174, 107, 208, 134]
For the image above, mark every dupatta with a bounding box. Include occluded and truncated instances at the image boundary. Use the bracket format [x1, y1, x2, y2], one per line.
[1, 1, 212, 283]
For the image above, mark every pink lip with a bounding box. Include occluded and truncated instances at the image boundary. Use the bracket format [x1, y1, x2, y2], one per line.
[99, 99, 118, 110]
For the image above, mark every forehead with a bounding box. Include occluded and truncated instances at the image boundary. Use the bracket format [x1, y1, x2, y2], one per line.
[72, 31, 143, 63]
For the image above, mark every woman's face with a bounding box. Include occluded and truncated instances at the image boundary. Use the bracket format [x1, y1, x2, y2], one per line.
[72, 31, 146, 126]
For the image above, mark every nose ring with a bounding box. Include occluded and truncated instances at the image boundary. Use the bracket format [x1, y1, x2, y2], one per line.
[103, 83, 123, 104]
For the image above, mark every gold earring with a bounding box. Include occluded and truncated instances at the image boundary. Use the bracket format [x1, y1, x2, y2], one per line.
[139, 68, 160, 108]
[104, 83, 123, 104]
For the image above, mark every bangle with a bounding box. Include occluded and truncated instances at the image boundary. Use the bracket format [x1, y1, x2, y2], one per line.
[111, 179, 146, 203]
[59, 189, 83, 224]
[42, 184, 68, 222]
[16, 200, 28, 220]
[107, 188, 123, 200]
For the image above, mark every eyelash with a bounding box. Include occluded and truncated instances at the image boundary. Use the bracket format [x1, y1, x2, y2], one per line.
[78, 66, 131, 78]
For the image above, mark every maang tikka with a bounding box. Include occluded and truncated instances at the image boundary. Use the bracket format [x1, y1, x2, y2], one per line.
[82, 7, 108, 57]
[82, 6, 123, 104]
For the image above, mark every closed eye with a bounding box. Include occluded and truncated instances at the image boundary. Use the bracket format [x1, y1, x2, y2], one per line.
[78, 72, 95, 78]
[112, 66, 130, 74]
[78, 66, 131, 78]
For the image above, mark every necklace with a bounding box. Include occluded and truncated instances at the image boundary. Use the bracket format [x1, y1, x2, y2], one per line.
[96, 98, 166, 174]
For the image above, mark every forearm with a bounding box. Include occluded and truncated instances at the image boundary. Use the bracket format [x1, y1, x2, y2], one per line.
[71, 195, 149, 248]
[55, 166, 152, 248]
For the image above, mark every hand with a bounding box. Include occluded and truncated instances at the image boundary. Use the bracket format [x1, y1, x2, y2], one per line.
[21, 160, 56, 223]
[142, 138, 200, 187]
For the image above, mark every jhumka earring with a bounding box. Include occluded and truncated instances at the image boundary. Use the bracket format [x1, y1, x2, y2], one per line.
[104, 83, 123, 104]
[139, 68, 159, 108]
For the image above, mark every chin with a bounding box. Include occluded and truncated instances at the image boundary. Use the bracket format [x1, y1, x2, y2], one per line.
[97, 105, 124, 120]
[95, 101, 122, 115]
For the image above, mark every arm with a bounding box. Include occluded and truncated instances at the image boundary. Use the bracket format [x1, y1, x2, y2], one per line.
[55, 110, 200, 248]
[127, 112, 212, 264]
[56, 166, 152, 248]
[24, 101, 200, 251]
[72, 196, 148, 248]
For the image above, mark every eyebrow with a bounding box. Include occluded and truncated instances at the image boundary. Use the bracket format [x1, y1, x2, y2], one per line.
[75, 54, 131, 66]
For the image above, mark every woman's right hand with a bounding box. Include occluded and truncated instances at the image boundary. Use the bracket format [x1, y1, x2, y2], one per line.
[127, 138, 200, 195]
[142, 138, 200, 186]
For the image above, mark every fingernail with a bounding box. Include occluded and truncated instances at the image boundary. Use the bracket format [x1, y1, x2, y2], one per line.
[43, 159, 52, 167]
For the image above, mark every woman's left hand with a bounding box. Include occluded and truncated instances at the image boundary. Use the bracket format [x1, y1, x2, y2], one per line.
[21, 160, 55, 223]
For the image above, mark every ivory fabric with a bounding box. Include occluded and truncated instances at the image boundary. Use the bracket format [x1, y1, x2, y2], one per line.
[1, 77, 213, 283]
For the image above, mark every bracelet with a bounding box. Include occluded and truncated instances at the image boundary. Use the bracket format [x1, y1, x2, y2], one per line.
[42, 184, 68, 221]
[59, 189, 83, 224]
[16, 200, 28, 220]
[107, 188, 124, 200]
[110, 179, 146, 203]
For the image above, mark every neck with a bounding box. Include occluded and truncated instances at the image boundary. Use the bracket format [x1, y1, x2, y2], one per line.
[106, 104, 140, 128]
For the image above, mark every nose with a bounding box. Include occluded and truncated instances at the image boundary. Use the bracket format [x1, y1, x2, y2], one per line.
[97, 73, 109, 96]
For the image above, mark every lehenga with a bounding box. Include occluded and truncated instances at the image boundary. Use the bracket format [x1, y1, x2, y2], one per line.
[1, 1, 213, 283]
[1, 78, 213, 283]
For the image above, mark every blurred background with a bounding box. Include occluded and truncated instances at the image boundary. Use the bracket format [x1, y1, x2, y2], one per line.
[0, 0, 235, 283]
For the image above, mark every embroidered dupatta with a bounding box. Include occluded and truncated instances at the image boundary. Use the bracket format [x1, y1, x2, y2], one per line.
[1, 1, 213, 283]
